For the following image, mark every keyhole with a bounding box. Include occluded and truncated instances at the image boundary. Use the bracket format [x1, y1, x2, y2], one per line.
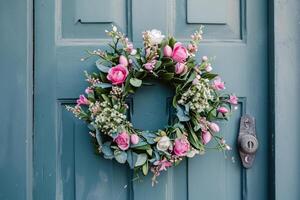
[247, 140, 254, 149]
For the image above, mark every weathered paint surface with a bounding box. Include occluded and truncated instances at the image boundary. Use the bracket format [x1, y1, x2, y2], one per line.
[0, 0, 33, 199]
[273, 0, 300, 199]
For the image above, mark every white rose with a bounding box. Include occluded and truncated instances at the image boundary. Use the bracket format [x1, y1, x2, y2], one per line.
[156, 136, 171, 151]
[148, 29, 165, 45]
[186, 149, 199, 158]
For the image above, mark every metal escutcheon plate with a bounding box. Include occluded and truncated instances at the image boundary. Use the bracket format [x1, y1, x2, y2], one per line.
[238, 114, 259, 168]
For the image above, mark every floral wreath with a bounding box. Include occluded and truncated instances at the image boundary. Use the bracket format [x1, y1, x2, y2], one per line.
[67, 25, 238, 185]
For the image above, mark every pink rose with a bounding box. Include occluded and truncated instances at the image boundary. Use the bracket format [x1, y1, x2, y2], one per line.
[202, 131, 212, 145]
[163, 45, 173, 57]
[114, 131, 130, 150]
[209, 122, 220, 133]
[76, 95, 89, 106]
[119, 55, 128, 67]
[228, 95, 238, 105]
[107, 64, 129, 85]
[144, 60, 157, 71]
[217, 107, 229, 114]
[173, 137, 190, 156]
[212, 77, 225, 90]
[175, 63, 188, 75]
[172, 42, 188, 63]
[130, 134, 139, 145]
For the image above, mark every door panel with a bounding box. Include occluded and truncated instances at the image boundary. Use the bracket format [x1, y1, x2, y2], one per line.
[35, 0, 268, 199]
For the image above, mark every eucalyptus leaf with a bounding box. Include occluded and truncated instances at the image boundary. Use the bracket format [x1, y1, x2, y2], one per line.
[141, 131, 157, 144]
[102, 142, 114, 159]
[87, 123, 96, 131]
[176, 106, 190, 122]
[135, 153, 148, 167]
[96, 59, 110, 73]
[127, 150, 138, 169]
[95, 129, 103, 146]
[130, 78, 142, 87]
[114, 150, 127, 164]
[95, 83, 112, 89]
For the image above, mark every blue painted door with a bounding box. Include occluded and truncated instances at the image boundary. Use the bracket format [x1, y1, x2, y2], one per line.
[35, 0, 269, 199]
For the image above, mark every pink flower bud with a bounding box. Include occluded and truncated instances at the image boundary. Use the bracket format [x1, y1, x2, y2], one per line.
[209, 122, 220, 133]
[76, 95, 89, 106]
[228, 95, 238, 105]
[217, 107, 229, 114]
[205, 64, 213, 72]
[85, 87, 93, 94]
[202, 131, 212, 145]
[202, 56, 208, 62]
[119, 55, 128, 67]
[163, 45, 173, 57]
[175, 63, 188, 75]
[130, 134, 139, 145]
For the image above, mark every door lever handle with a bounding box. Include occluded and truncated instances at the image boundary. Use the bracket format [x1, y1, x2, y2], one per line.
[238, 114, 259, 168]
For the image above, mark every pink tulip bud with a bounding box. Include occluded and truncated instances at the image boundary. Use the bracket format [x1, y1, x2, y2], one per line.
[217, 107, 229, 114]
[130, 134, 139, 145]
[163, 45, 173, 57]
[175, 63, 188, 75]
[209, 122, 220, 133]
[202, 56, 208, 62]
[119, 55, 128, 67]
[202, 131, 212, 145]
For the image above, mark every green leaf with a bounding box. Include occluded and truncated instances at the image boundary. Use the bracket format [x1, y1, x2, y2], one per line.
[160, 72, 174, 80]
[95, 83, 112, 88]
[127, 150, 138, 169]
[101, 94, 110, 103]
[154, 61, 162, 69]
[146, 149, 153, 156]
[102, 142, 114, 159]
[114, 150, 127, 164]
[96, 59, 110, 73]
[132, 144, 151, 150]
[142, 161, 149, 176]
[130, 78, 142, 87]
[135, 153, 148, 167]
[169, 37, 176, 48]
[202, 73, 218, 80]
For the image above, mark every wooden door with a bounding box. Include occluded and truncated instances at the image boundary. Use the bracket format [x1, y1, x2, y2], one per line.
[34, 0, 269, 199]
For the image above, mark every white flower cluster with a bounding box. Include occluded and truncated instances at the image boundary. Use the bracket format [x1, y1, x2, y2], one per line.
[178, 79, 214, 113]
[143, 29, 165, 47]
[91, 101, 130, 135]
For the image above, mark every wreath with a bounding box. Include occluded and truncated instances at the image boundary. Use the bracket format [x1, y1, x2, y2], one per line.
[67, 26, 238, 185]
